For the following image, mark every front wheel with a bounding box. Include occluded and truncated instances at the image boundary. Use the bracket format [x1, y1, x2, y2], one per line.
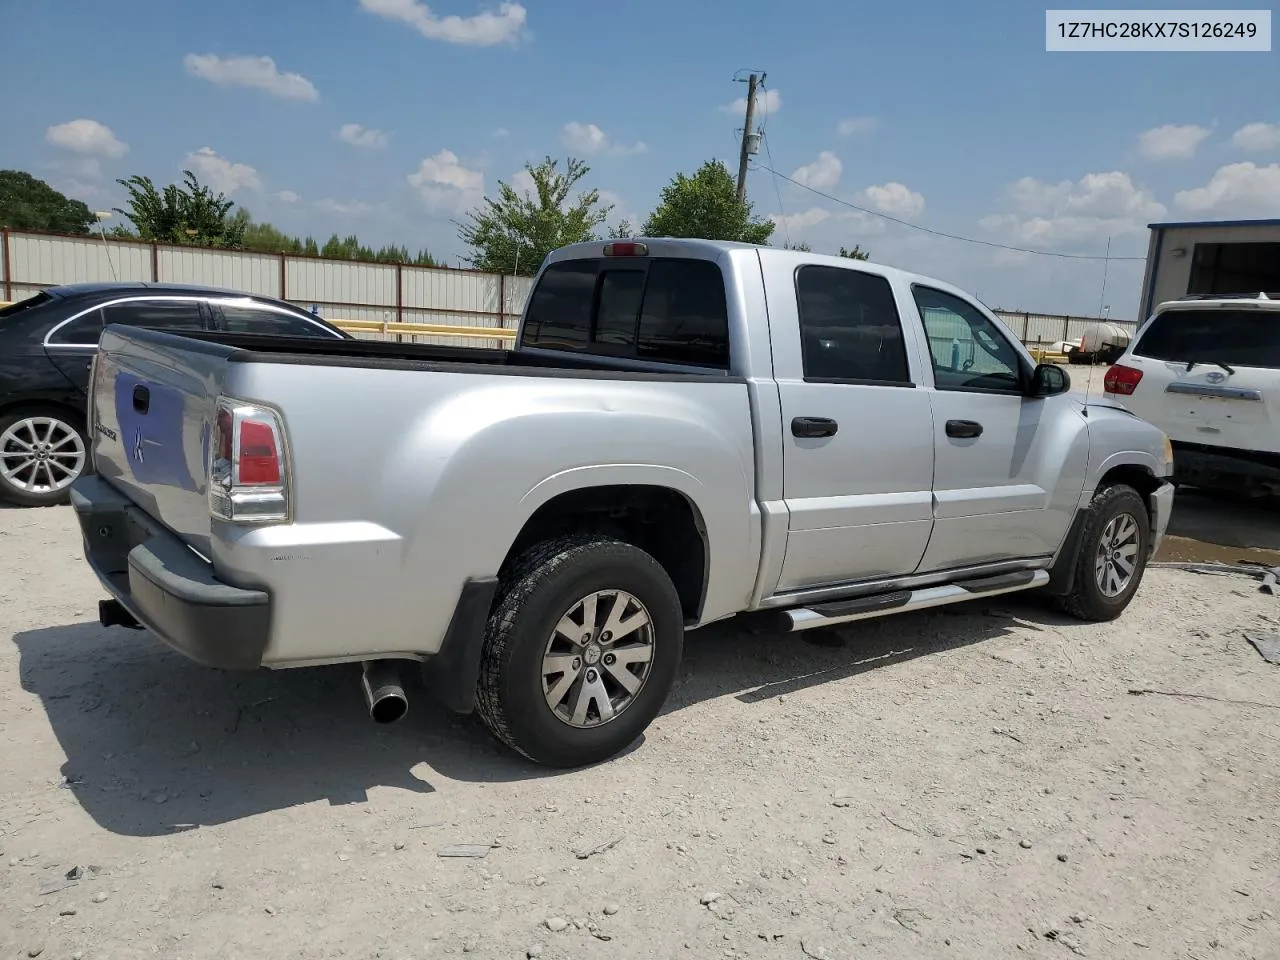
[0, 407, 89, 507]
[475, 534, 684, 767]
[1057, 483, 1150, 622]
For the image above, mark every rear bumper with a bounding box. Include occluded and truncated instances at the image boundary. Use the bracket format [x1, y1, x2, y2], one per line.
[1172, 441, 1280, 495]
[70, 475, 271, 670]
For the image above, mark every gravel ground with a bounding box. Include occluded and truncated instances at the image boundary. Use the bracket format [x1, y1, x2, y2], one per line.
[2, 504, 1279, 960]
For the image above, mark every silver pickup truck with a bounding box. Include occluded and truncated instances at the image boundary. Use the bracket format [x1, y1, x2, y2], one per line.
[71, 239, 1174, 767]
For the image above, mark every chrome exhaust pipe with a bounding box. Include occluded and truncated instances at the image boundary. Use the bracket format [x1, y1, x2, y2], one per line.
[360, 660, 408, 724]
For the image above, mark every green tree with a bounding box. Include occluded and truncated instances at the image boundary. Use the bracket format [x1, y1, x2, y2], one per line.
[641, 160, 775, 245]
[784, 242, 812, 252]
[114, 171, 246, 247]
[838, 244, 870, 260]
[608, 218, 636, 239]
[0, 170, 95, 233]
[459, 156, 612, 275]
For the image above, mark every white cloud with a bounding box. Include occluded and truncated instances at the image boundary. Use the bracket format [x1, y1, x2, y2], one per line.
[836, 116, 877, 138]
[358, 0, 527, 45]
[491, 127, 510, 139]
[834, 209, 888, 235]
[771, 206, 832, 235]
[1231, 122, 1280, 153]
[183, 53, 319, 101]
[275, 190, 300, 203]
[338, 123, 390, 149]
[858, 181, 925, 218]
[315, 198, 373, 216]
[1174, 162, 1280, 218]
[791, 151, 842, 191]
[408, 149, 485, 213]
[559, 121, 646, 156]
[510, 168, 537, 195]
[722, 87, 781, 116]
[183, 147, 262, 194]
[1135, 123, 1210, 161]
[981, 171, 1164, 247]
[45, 119, 128, 159]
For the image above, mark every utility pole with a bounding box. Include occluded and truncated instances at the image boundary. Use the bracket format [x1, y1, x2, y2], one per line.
[736, 72, 762, 203]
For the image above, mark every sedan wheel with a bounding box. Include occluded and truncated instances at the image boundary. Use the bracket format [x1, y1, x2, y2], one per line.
[0, 412, 87, 506]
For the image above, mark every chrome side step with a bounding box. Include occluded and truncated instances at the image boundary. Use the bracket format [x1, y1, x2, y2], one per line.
[781, 569, 1049, 632]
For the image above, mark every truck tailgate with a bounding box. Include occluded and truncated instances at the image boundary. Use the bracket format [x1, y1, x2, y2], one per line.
[89, 326, 231, 558]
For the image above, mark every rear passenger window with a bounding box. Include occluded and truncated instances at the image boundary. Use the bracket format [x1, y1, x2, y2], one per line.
[521, 258, 730, 369]
[219, 304, 331, 337]
[795, 265, 911, 384]
[102, 299, 205, 331]
[50, 309, 104, 345]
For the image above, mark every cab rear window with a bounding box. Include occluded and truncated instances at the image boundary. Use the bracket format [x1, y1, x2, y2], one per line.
[521, 257, 730, 369]
[1133, 309, 1280, 368]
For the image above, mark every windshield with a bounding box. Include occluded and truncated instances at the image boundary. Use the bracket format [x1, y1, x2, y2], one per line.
[1132, 308, 1280, 369]
[0, 291, 52, 321]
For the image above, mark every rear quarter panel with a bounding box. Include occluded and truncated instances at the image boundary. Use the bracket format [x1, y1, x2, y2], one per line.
[217, 360, 761, 665]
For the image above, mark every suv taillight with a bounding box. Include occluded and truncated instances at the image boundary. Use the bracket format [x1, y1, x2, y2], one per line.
[1103, 363, 1144, 396]
[209, 397, 290, 523]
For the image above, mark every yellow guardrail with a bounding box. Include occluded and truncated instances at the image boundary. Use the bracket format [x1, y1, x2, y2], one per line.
[333, 318, 515, 341]
[1029, 346, 1070, 364]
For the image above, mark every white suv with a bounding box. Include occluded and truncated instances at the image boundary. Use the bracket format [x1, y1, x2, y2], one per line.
[1104, 293, 1280, 497]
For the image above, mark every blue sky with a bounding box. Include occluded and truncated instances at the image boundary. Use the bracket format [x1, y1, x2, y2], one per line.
[4, 0, 1279, 317]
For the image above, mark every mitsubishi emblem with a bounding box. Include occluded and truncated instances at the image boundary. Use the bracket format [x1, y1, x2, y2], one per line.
[133, 429, 145, 464]
[1205, 371, 1226, 384]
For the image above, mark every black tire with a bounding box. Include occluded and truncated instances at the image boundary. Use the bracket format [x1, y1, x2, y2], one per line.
[1057, 483, 1150, 622]
[0, 406, 89, 508]
[475, 534, 684, 768]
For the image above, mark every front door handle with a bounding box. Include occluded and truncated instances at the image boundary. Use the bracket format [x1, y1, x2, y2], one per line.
[946, 419, 983, 439]
[792, 416, 839, 438]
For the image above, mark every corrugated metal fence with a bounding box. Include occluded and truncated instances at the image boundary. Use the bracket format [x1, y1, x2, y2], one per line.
[1, 229, 1133, 349]
[0, 229, 533, 348]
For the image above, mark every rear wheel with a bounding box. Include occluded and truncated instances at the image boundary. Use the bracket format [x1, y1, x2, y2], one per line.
[1057, 483, 1150, 622]
[0, 407, 88, 507]
[475, 534, 684, 767]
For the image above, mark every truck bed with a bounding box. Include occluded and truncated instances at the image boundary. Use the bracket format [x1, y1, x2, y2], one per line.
[153, 328, 740, 381]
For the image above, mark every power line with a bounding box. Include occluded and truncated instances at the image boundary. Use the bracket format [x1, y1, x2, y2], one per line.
[753, 162, 1147, 262]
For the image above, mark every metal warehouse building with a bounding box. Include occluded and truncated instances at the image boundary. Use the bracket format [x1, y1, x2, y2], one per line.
[1139, 218, 1280, 321]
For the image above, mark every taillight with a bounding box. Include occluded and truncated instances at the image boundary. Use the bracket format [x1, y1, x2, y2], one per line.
[209, 397, 289, 523]
[1103, 363, 1144, 396]
[237, 420, 281, 484]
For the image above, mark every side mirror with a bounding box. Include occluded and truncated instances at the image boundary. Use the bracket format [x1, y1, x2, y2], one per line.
[1028, 362, 1071, 398]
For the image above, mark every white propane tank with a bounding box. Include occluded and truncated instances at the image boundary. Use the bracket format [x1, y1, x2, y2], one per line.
[1079, 321, 1130, 355]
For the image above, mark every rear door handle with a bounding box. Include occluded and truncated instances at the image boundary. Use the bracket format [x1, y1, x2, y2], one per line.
[792, 416, 839, 438]
[945, 419, 982, 439]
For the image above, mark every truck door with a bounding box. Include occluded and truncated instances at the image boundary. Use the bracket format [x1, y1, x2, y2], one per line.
[765, 261, 937, 592]
[909, 284, 1088, 572]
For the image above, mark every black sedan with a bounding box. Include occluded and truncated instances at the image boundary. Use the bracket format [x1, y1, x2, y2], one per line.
[0, 282, 348, 506]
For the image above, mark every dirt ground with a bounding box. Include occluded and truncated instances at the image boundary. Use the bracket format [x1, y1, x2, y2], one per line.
[3, 503, 1279, 960]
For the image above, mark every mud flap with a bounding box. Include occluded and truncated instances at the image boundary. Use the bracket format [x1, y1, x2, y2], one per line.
[1045, 506, 1091, 597]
